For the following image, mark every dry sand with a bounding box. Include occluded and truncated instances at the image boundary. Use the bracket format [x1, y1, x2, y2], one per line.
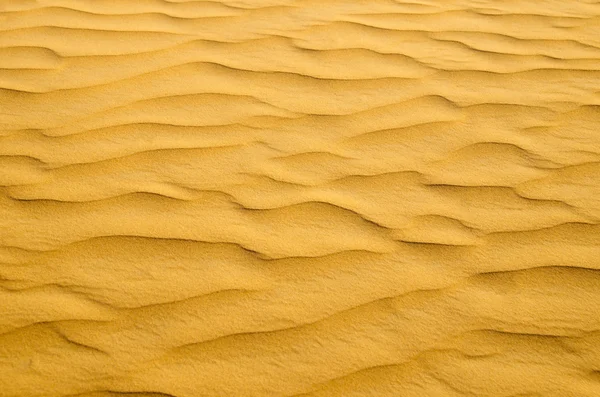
[1, 0, 600, 396]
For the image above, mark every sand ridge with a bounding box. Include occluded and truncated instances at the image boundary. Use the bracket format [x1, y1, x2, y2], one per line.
[1, 0, 600, 396]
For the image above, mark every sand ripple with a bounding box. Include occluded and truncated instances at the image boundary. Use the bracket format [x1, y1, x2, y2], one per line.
[1, 0, 600, 396]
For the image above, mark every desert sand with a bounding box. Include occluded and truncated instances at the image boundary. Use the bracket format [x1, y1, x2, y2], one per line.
[1, 0, 600, 396]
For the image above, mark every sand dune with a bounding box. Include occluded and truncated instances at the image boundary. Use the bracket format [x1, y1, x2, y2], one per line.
[1, 0, 600, 396]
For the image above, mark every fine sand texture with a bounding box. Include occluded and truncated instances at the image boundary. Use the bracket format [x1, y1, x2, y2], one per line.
[1, 1, 600, 396]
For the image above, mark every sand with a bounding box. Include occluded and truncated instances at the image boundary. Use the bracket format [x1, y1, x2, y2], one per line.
[1, 0, 600, 396]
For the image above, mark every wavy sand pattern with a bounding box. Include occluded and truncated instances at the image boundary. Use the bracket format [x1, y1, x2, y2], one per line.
[1, 0, 600, 396]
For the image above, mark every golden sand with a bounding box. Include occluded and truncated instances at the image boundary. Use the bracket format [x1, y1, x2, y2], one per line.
[1, 0, 600, 396]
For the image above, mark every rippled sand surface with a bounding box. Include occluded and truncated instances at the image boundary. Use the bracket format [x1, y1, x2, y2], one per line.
[1, 1, 600, 396]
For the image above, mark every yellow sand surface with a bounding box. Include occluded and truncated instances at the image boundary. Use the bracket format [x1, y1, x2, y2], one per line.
[1, 0, 600, 396]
